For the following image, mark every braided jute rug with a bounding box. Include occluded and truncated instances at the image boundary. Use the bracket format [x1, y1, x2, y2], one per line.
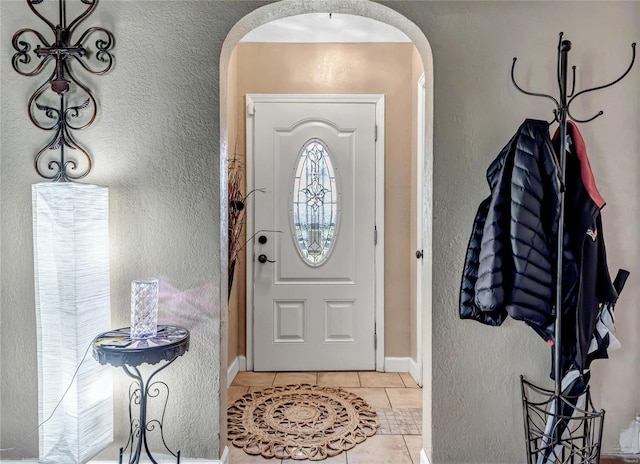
[227, 384, 378, 461]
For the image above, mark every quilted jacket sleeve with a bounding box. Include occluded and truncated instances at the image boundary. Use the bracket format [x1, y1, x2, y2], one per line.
[459, 197, 508, 325]
[474, 136, 515, 312]
[506, 124, 559, 335]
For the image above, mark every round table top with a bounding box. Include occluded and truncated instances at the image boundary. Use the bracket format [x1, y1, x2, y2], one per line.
[92, 325, 189, 367]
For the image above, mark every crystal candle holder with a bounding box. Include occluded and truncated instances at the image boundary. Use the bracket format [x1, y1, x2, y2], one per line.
[131, 279, 159, 339]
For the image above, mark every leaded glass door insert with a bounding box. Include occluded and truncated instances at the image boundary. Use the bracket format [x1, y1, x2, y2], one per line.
[291, 139, 339, 266]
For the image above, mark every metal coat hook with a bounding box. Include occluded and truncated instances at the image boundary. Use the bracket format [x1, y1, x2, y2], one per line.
[511, 32, 636, 125]
[566, 66, 577, 98]
[510, 57, 560, 109]
[567, 42, 636, 122]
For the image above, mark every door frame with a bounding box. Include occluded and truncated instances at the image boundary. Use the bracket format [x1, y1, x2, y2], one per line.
[412, 73, 426, 386]
[245, 93, 386, 372]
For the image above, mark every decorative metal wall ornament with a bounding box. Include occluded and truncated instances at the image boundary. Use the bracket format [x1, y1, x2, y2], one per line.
[12, 0, 114, 181]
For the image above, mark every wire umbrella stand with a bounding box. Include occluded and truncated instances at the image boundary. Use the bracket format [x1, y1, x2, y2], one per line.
[521, 377, 605, 464]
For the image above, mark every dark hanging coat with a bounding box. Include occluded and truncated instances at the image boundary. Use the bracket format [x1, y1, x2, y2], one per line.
[554, 121, 618, 373]
[459, 119, 561, 342]
[459, 119, 621, 372]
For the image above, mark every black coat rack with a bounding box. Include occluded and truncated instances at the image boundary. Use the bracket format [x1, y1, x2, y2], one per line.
[511, 32, 636, 463]
[512, 30, 635, 398]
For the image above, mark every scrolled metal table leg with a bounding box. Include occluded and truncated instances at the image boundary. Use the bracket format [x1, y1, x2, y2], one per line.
[122, 365, 145, 464]
[144, 358, 181, 461]
[121, 358, 181, 463]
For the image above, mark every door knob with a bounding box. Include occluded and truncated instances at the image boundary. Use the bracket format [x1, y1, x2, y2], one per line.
[416, 250, 424, 259]
[258, 254, 276, 264]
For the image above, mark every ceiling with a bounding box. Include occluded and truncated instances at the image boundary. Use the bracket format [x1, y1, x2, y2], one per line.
[240, 13, 411, 43]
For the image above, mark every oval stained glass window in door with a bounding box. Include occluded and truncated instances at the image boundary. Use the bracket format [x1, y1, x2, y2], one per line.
[291, 139, 339, 266]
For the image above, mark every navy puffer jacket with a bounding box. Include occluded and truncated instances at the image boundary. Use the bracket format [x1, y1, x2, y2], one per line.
[460, 119, 561, 341]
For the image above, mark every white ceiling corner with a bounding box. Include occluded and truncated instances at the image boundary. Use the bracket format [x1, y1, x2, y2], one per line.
[239, 13, 411, 44]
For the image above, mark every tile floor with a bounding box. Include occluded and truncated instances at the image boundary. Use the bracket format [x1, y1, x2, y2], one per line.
[227, 372, 628, 463]
[227, 371, 423, 464]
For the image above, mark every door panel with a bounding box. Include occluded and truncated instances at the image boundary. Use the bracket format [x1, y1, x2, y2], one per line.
[250, 96, 379, 371]
[273, 300, 306, 342]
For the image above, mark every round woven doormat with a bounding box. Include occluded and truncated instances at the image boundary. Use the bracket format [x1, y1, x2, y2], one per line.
[228, 384, 378, 461]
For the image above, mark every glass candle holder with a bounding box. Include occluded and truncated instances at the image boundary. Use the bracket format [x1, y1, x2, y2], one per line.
[130, 279, 159, 339]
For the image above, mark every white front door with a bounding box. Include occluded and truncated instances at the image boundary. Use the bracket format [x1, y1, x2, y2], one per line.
[247, 94, 383, 372]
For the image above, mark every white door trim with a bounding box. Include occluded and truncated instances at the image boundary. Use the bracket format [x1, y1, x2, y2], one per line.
[414, 73, 426, 386]
[245, 93, 385, 371]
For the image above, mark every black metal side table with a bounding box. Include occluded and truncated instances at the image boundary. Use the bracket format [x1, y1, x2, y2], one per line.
[93, 325, 190, 464]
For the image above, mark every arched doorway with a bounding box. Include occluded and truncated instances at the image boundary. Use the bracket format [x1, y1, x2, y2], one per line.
[220, 1, 434, 462]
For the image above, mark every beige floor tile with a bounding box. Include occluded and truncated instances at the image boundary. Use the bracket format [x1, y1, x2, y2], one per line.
[403, 435, 423, 464]
[359, 371, 405, 388]
[399, 372, 420, 388]
[248, 386, 267, 393]
[317, 371, 361, 387]
[344, 387, 391, 409]
[346, 434, 413, 464]
[229, 447, 347, 463]
[228, 444, 281, 463]
[227, 377, 422, 464]
[602, 458, 640, 464]
[385, 388, 423, 409]
[273, 372, 318, 385]
[231, 371, 275, 387]
[227, 386, 249, 405]
[376, 408, 421, 435]
[283, 452, 348, 463]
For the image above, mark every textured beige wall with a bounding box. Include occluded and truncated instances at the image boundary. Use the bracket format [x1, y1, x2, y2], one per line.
[234, 42, 415, 359]
[2, 1, 639, 463]
[0, 0, 228, 460]
[394, 2, 639, 461]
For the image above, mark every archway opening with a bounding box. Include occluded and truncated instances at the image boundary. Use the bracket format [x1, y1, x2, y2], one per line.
[219, 2, 434, 462]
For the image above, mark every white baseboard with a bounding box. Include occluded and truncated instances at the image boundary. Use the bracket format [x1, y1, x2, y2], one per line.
[384, 356, 410, 372]
[230, 355, 413, 379]
[1, 459, 223, 463]
[220, 446, 229, 464]
[227, 355, 247, 388]
[409, 357, 422, 386]
[420, 448, 430, 464]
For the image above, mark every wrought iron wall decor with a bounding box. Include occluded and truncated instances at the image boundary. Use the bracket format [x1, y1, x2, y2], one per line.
[12, 0, 114, 181]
